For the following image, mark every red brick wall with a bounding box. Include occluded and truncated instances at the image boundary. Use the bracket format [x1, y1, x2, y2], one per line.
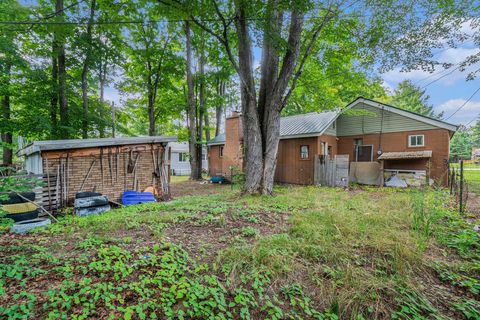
[42, 144, 166, 205]
[221, 113, 243, 176]
[208, 145, 223, 176]
[337, 129, 450, 185]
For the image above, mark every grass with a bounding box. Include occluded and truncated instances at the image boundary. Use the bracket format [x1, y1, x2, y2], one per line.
[0, 184, 479, 319]
[450, 162, 480, 194]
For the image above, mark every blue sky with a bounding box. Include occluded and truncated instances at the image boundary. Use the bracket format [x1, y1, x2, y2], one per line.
[381, 21, 479, 126]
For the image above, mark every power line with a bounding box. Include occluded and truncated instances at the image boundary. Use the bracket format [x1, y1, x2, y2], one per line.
[445, 85, 480, 120]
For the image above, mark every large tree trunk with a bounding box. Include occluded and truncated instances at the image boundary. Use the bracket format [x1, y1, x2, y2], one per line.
[185, 21, 201, 180]
[56, 0, 69, 139]
[235, 4, 263, 193]
[81, 0, 97, 139]
[1, 66, 12, 166]
[233, 1, 304, 194]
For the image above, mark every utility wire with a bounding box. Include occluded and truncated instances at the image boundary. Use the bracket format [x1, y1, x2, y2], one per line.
[445, 85, 480, 120]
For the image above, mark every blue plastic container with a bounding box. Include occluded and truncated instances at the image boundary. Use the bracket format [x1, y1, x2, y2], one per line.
[210, 176, 226, 184]
[121, 191, 156, 205]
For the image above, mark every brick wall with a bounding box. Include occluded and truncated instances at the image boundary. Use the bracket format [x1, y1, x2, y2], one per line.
[337, 129, 450, 185]
[221, 113, 243, 176]
[42, 144, 166, 206]
[208, 145, 223, 176]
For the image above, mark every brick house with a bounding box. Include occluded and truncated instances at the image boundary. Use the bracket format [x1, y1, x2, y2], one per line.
[18, 136, 176, 210]
[207, 97, 458, 186]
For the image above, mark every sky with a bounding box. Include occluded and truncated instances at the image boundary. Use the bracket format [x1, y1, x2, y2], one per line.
[381, 22, 480, 127]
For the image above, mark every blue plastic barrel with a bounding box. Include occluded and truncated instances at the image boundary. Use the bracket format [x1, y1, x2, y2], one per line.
[121, 190, 156, 205]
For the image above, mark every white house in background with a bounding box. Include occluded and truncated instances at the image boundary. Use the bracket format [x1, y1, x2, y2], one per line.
[168, 142, 208, 176]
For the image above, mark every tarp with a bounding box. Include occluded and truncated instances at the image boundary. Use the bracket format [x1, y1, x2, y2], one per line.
[349, 162, 382, 186]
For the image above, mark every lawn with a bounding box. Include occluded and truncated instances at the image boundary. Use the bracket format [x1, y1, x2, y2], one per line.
[1, 183, 479, 319]
[450, 162, 480, 195]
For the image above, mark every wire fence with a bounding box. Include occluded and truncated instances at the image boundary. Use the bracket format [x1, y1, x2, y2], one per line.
[448, 160, 468, 214]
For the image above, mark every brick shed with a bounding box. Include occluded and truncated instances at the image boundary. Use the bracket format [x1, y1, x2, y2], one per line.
[17, 136, 176, 211]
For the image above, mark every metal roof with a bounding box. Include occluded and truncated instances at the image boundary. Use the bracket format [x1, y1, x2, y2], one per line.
[208, 133, 226, 146]
[18, 136, 178, 157]
[206, 97, 459, 146]
[378, 150, 433, 160]
[207, 111, 338, 145]
[279, 111, 338, 138]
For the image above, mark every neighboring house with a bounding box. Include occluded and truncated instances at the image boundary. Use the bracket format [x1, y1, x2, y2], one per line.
[472, 147, 480, 164]
[168, 142, 208, 176]
[207, 97, 458, 186]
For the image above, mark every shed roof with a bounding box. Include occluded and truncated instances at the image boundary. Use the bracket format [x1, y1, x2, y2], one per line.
[378, 150, 433, 160]
[18, 136, 177, 157]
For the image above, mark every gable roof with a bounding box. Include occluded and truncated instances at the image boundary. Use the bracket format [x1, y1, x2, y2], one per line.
[346, 97, 459, 132]
[18, 136, 177, 157]
[207, 97, 458, 145]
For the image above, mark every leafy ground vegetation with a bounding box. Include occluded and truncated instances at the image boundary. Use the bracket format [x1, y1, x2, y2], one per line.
[0, 181, 479, 319]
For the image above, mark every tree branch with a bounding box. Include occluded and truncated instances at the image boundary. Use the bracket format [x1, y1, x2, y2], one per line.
[280, 8, 337, 110]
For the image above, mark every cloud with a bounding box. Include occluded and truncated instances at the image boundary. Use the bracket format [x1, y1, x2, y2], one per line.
[437, 99, 480, 126]
[382, 47, 480, 87]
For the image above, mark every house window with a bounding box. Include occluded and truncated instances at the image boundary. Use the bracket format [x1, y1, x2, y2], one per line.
[178, 152, 188, 162]
[409, 135, 424, 147]
[300, 145, 309, 160]
[219, 146, 224, 157]
[201, 153, 207, 161]
[355, 145, 373, 162]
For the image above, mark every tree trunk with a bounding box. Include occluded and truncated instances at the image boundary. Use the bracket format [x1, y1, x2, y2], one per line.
[56, 0, 69, 138]
[197, 38, 206, 176]
[81, 0, 97, 139]
[1, 83, 12, 166]
[147, 63, 156, 136]
[235, 4, 263, 193]
[98, 59, 106, 138]
[185, 21, 201, 180]
[215, 79, 225, 137]
[50, 24, 59, 140]
[204, 113, 210, 142]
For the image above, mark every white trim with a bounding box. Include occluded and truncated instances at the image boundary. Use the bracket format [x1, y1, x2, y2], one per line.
[207, 142, 225, 146]
[408, 134, 425, 147]
[344, 98, 458, 132]
[355, 144, 374, 162]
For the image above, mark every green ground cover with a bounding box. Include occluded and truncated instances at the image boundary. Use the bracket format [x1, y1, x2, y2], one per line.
[0, 185, 479, 319]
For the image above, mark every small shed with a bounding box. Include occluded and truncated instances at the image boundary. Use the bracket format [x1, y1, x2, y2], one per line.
[17, 136, 177, 211]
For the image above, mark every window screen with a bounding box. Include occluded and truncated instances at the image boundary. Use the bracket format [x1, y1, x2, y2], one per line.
[300, 145, 309, 159]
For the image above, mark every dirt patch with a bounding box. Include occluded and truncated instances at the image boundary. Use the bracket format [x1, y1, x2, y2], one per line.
[170, 179, 230, 198]
[163, 210, 289, 263]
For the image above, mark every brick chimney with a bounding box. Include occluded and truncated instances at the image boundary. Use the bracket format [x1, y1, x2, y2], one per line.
[222, 112, 243, 175]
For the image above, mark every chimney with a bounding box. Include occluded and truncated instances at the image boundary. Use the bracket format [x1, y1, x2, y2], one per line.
[222, 111, 243, 175]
